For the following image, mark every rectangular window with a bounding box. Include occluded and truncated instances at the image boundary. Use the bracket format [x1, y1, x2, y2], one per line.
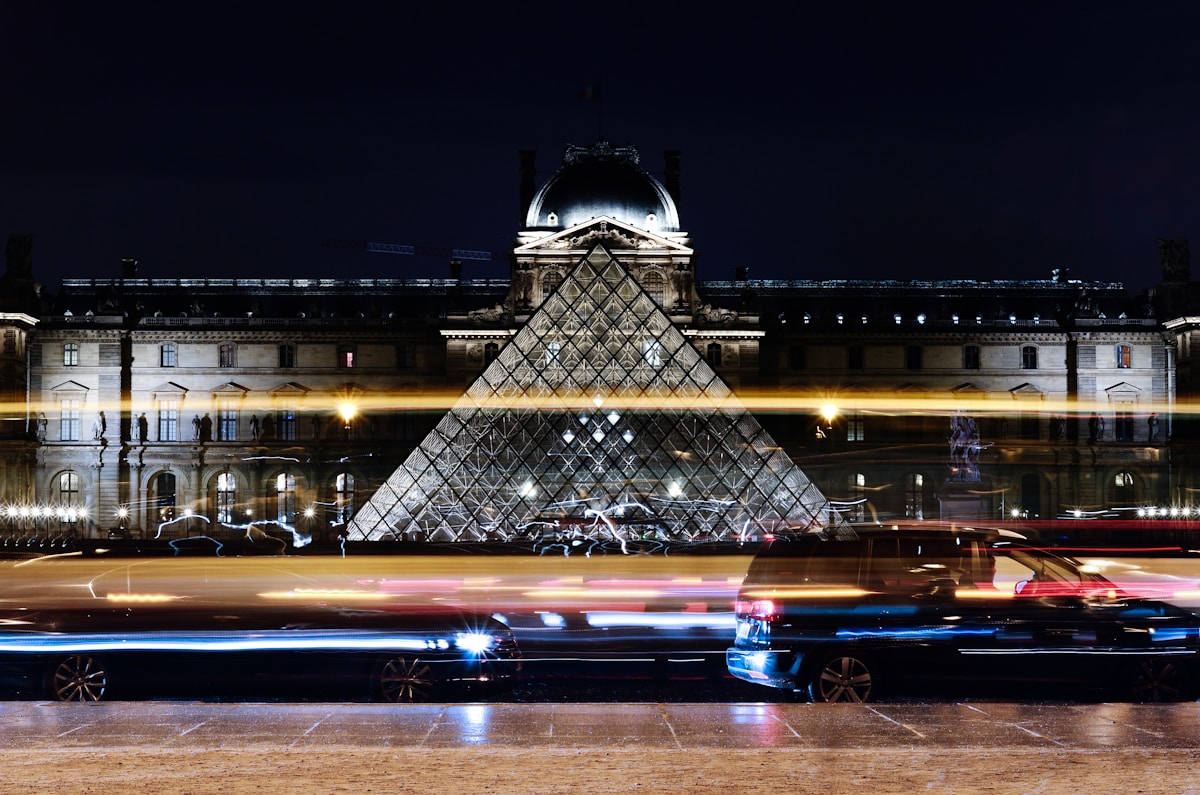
[706, 343, 722, 367]
[396, 343, 416, 369]
[905, 345, 922, 370]
[217, 401, 238, 441]
[219, 343, 236, 368]
[963, 345, 980, 370]
[788, 345, 805, 370]
[160, 343, 176, 368]
[278, 404, 297, 441]
[846, 412, 865, 442]
[63, 343, 79, 367]
[278, 344, 295, 368]
[60, 398, 81, 441]
[1114, 402, 1134, 441]
[158, 400, 179, 441]
[1116, 344, 1132, 369]
[337, 345, 355, 368]
[1021, 345, 1038, 369]
[848, 345, 864, 370]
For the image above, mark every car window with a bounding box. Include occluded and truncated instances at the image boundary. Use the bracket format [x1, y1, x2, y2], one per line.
[868, 537, 966, 592]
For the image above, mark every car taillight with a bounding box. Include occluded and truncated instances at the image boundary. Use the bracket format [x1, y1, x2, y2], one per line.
[748, 599, 778, 622]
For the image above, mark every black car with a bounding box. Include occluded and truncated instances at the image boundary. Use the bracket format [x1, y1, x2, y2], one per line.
[0, 603, 521, 702]
[726, 524, 1200, 702]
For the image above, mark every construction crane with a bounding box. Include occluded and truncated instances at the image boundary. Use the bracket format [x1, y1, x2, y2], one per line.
[321, 239, 505, 262]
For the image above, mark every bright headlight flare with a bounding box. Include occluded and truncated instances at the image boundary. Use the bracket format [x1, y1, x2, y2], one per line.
[453, 632, 496, 654]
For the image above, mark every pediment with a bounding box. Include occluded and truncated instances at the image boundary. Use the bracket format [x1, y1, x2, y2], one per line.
[1009, 383, 1045, 398]
[50, 380, 90, 393]
[210, 381, 250, 396]
[951, 382, 987, 396]
[268, 381, 311, 396]
[514, 216, 692, 255]
[1104, 381, 1142, 396]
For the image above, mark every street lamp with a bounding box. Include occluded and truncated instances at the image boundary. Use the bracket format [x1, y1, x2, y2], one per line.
[817, 404, 838, 439]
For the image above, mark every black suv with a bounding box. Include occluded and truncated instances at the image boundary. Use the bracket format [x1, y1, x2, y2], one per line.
[726, 524, 1200, 702]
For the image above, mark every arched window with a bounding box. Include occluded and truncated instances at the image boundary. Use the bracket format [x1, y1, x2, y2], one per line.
[904, 473, 924, 520]
[336, 473, 355, 524]
[846, 473, 866, 522]
[1111, 471, 1137, 506]
[57, 471, 81, 515]
[216, 472, 237, 523]
[154, 472, 177, 521]
[275, 473, 296, 523]
[641, 271, 664, 305]
[541, 270, 563, 302]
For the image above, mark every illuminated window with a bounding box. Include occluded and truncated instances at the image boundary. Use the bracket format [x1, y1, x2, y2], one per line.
[847, 473, 866, 522]
[160, 343, 176, 368]
[1021, 345, 1038, 369]
[963, 345, 980, 370]
[1116, 344, 1132, 369]
[337, 345, 355, 368]
[336, 472, 355, 523]
[216, 472, 236, 523]
[275, 473, 296, 523]
[218, 343, 236, 368]
[541, 270, 563, 302]
[154, 472, 176, 521]
[904, 473, 924, 519]
[278, 344, 295, 368]
[1111, 471, 1136, 505]
[641, 271, 664, 305]
[277, 403, 297, 441]
[60, 398, 81, 441]
[216, 400, 238, 441]
[57, 471, 81, 515]
[846, 412, 865, 442]
[157, 399, 179, 441]
[63, 343, 79, 367]
[706, 343, 722, 367]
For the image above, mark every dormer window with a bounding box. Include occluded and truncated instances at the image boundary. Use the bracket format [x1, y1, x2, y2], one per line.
[547, 212, 558, 225]
[646, 212, 658, 229]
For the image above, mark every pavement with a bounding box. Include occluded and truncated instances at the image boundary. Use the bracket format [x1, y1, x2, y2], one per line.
[2, 700, 1199, 794]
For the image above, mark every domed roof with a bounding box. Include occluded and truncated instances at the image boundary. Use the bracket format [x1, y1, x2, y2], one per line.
[524, 142, 680, 234]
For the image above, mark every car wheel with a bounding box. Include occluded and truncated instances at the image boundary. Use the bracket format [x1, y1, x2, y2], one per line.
[377, 656, 437, 703]
[1130, 657, 1192, 703]
[806, 651, 875, 703]
[50, 654, 109, 702]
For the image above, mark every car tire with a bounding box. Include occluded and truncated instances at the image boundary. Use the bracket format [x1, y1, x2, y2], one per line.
[805, 650, 876, 703]
[1129, 657, 1193, 703]
[49, 654, 110, 702]
[377, 655, 437, 703]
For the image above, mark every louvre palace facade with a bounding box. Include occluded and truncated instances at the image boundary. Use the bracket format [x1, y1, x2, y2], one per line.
[0, 141, 1196, 544]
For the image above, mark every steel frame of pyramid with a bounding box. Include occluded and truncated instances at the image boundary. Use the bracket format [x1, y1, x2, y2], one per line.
[346, 245, 841, 543]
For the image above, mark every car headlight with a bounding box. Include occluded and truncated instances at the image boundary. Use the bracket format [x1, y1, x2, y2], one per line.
[453, 632, 495, 654]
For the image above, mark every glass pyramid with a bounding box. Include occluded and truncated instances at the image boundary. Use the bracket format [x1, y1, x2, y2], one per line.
[346, 245, 843, 543]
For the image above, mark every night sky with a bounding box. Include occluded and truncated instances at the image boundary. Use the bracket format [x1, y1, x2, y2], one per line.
[2, 1, 1198, 294]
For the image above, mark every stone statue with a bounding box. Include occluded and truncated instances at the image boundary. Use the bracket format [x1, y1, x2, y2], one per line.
[136, 412, 149, 443]
[670, 264, 693, 309]
[513, 264, 533, 307]
[948, 414, 981, 482]
[92, 411, 106, 441]
[192, 414, 202, 440]
[249, 414, 260, 440]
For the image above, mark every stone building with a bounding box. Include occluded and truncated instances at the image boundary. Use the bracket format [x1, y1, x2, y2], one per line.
[0, 141, 1188, 543]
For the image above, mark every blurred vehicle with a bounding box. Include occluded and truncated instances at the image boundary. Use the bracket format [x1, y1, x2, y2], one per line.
[726, 524, 1200, 703]
[0, 604, 520, 702]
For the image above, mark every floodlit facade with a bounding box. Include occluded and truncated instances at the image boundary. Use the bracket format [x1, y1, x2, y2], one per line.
[0, 142, 1193, 543]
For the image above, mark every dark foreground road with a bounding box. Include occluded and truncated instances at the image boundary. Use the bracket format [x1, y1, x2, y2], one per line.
[2, 700, 1198, 794]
